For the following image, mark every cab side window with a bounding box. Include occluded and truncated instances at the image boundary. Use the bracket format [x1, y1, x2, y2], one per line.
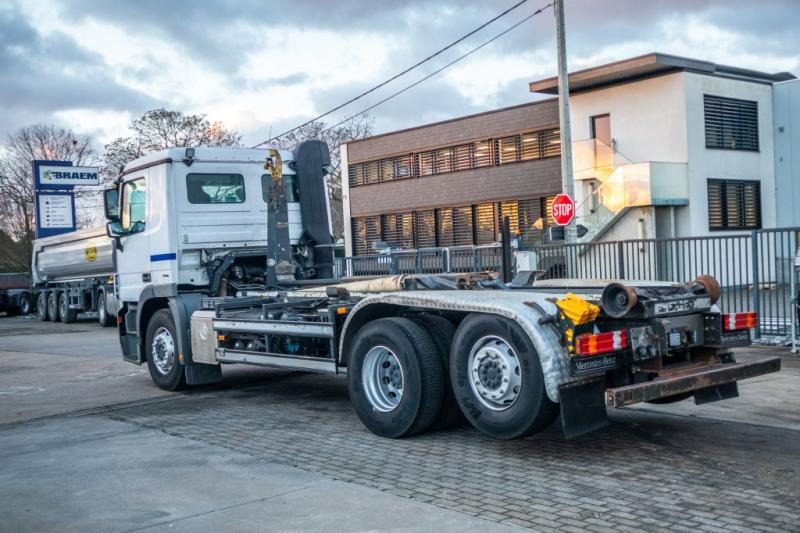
[121, 178, 147, 231]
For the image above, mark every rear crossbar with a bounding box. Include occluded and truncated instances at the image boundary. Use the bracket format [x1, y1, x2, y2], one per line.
[606, 356, 781, 407]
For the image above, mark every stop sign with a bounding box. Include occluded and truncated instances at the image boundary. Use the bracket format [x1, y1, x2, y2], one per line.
[552, 194, 575, 226]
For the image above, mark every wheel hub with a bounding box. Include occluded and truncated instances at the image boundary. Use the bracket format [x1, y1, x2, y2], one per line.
[362, 346, 404, 413]
[469, 336, 522, 411]
[151, 327, 175, 375]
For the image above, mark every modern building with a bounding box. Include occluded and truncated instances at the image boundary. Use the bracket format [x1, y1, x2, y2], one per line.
[773, 78, 800, 229]
[341, 100, 563, 256]
[341, 52, 796, 256]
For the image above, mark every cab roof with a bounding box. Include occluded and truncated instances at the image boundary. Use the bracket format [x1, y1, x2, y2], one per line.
[122, 146, 294, 175]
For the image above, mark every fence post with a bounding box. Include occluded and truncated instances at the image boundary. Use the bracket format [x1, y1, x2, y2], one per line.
[617, 241, 625, 279]
[390, 253, 399, 275]
[751, 230, 761, 339]
[444, 248, 450, 273]
[415, 250, 421, 273]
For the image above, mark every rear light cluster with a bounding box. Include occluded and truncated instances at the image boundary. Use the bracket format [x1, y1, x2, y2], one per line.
[575, 330, 628, 357]
[722, 312, 758, 331]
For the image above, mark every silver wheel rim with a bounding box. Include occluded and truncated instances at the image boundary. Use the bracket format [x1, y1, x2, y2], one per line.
[361, 345, 404, 412]
[151, 327, 175, 375]
[49, 296, 57, 316]
[60, 295, 67, 318]
[98, 295, 106, 322]
[468, 335, 522, 411]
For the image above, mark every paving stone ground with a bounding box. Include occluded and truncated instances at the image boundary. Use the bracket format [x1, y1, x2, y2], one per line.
[109, 371, 800, 532]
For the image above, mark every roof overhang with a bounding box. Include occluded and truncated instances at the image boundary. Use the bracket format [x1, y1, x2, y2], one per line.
[529, 52, 795, 95]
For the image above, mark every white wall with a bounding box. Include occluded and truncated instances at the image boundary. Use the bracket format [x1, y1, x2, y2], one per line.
[773, 79, 800, 228]
[570, 72, 689, 165]
[684, 72, 776, 236]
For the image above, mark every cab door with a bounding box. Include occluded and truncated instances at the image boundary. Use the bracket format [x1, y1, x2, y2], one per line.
[116, 173, 151, 302]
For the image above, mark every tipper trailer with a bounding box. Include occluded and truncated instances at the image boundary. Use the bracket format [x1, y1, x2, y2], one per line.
[31, 227, 119, 326]
[102, 142, 780, 439]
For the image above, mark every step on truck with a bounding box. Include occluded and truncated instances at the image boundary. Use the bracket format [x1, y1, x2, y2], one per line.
[31, 227, 119, 326]
[103, 142, 781, 439]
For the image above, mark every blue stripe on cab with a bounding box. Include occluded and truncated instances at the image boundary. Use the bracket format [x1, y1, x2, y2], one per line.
[150, 253, 177, 262]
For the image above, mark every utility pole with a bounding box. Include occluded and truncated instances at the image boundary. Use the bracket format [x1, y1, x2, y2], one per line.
[554, 0, 575, 240]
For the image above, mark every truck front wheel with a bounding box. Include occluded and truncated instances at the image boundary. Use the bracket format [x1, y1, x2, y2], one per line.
[347, 317, 444, 438]
[37, 293, 49, 321]
[145, 309, 187, 391]
[450, 313, 558, 440]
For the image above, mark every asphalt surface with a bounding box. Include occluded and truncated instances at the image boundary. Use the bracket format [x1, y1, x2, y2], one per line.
[1, 315, 798, 532]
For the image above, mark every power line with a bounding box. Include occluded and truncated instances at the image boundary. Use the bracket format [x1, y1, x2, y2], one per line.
[323, 3, 554, 134]
[253, 0, 533, 148]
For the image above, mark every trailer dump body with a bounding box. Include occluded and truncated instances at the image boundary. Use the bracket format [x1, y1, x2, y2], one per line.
[32, 227, 114, 283]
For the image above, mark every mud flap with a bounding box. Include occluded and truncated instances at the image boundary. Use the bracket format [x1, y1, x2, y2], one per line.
[185, 363, 222, 385]
[559, 378, 609, 439]
[694, 381, 738, 405]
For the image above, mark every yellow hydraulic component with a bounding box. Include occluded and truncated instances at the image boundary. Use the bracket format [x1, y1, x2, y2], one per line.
[264, 148, 283, 180]
[556, 293, 600, 326]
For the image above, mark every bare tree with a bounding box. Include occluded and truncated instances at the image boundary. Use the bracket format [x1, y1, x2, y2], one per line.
[273, 114, 374, 239]
[0, 124, 97, 272]
[104, 109, 241, 174]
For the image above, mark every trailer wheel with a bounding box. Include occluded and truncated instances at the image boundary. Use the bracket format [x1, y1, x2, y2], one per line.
[18, 293, 32, 316]
[145, 309, 187, 391]
[37, 293, 49, 321]
[97, 290, 114, 327]
[450, 313, 558, 440]
[47, 292, 60, 322]
[58, 292, 77, 323]
[411, 314, 465, 430]
[348, 317, 444, 438]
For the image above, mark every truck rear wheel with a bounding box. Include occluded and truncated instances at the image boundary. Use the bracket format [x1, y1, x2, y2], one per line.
[347, 317, 444, 438]
[37, 293, 49, 321]
[47, 292, 60, 322]
[18, 293, 32, 316]
[411, 314, 465, 430]
[97, 290, 114, 327]
[450, 313, 558, 440]
[145, 309, 187, 391]
[58, 292, 77, 323]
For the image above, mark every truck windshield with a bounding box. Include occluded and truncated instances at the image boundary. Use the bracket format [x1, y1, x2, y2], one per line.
[187, 174, 245, 204]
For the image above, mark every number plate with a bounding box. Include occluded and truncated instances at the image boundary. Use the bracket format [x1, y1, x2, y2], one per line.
[653, 297, 711, 316]
[571, 354, 618, 376]
[721, 329, 751, 348]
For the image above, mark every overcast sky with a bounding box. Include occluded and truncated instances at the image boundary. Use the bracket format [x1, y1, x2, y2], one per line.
[2, 0, 799, 149]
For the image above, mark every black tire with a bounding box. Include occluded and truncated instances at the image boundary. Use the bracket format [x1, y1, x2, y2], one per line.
[58, 292, 77, 323]
[347, 317, 444, 438]
[47, 292, 60, 322]
[37, 293, 49, 321]
[97, 290, 114, 327]
[411, 314, 465, 430]
[18, 293, 32, 316]
[145, 309, 187, 391]
[450, 313, 559, 440]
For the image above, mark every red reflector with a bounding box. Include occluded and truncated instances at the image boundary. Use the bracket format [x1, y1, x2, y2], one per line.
[575, 330, 628, 357]
[117, 316, 124, 325]
[722, 312, 758, 331]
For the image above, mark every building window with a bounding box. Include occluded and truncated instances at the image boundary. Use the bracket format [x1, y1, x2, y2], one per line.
[591, 114, 611, 146]
[707, 179, 761, 230]
[496, 136, 520, 165]
[704, 95, 759, 151]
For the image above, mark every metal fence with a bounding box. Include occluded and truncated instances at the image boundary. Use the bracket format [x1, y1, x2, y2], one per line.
[336, 228, 799, 340]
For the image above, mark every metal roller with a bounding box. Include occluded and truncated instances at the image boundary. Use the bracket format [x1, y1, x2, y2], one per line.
[600, 282, 638, 318]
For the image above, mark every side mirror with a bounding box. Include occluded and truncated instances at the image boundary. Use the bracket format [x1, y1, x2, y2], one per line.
[106, 220, 124, 238]
[104, 188, 120, 221]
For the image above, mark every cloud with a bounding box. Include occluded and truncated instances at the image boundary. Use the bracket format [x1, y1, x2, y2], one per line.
[0, 2, 160, 140]
[2, 0, 798, 148]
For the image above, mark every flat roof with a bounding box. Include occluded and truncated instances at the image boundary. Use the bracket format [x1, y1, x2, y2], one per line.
[529, 52, 795, 95]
